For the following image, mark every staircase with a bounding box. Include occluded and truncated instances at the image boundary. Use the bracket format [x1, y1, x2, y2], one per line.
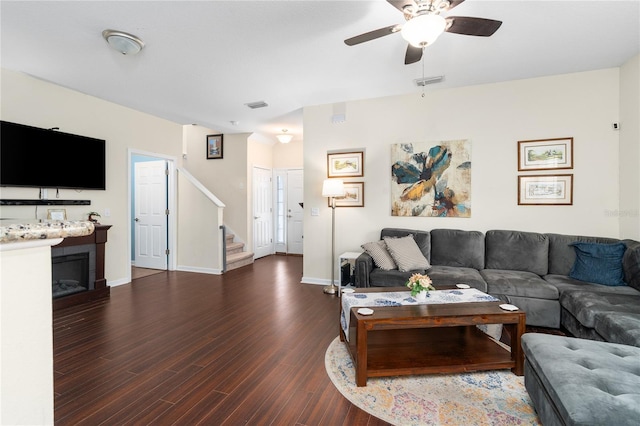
[225, 233, 254, 272]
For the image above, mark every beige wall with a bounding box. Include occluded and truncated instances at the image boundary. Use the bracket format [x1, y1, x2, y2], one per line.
[273, 139, 303, 169]
[182, 125, 251, 248]
[619, 54, 640, 239]
[302, 68, 627, 284]
[0, 69, 183, 284]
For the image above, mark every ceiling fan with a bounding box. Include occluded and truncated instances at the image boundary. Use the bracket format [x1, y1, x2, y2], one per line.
[344, 0, 502, 65]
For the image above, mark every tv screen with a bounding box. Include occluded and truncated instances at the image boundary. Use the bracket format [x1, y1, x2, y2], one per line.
[0, 121, 106, 190]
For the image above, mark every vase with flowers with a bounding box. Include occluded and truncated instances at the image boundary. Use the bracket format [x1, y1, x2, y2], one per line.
[406, 273, 435, 301]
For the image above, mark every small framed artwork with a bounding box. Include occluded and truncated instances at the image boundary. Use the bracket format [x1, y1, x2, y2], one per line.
[327, 151, 364, 178]
[518, 174, 573, 205]
[518, 137, 573, 171]
[331, 182, 365, 207]
[206, 134, 224, 159]
[47, 209, 67, 221]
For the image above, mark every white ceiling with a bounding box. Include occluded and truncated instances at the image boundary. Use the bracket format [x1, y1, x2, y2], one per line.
[1, 1, 639, 144]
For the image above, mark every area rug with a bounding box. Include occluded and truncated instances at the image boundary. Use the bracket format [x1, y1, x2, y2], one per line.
[325, 337, 541, 426]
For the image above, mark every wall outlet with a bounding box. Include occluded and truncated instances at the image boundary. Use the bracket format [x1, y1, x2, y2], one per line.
[104, 208, 111, 217]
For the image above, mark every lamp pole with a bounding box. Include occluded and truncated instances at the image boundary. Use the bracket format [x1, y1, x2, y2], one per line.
[324, 195, 338, 295]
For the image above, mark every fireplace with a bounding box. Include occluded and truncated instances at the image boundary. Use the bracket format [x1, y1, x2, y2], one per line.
[52, 224, 111, 310]
[51, 244, 96, 300]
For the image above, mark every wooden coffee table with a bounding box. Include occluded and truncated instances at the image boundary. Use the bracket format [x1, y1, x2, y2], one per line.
[340, 287, 526, 386]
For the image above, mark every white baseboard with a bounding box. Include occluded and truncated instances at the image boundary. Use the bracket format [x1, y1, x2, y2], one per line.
[176, 265, 223, 275]
[301, 277, 332, 286]
[108, 277, 131, 287]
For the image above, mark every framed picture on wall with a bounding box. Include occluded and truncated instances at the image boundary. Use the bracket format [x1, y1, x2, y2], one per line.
[518, 174, 573, 205]
[47, 209, 67, 221]
[331, 182, 365, 207]
[518, 137, 573, 171]
[206, 134, 223, 159]
[327, 151, 364, 177]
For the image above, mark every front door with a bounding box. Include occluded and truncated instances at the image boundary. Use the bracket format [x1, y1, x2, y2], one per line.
[134, 160, 168, 269]
[287, 169, 304, 255]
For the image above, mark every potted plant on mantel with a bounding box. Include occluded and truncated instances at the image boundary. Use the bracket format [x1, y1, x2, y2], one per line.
[87, 211, 101, 224]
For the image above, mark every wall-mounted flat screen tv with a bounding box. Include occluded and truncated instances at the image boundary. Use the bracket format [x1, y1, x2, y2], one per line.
[0, 120, 106, 190]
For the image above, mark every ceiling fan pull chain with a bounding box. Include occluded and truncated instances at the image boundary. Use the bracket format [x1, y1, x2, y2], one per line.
[421, 49, 426, 98]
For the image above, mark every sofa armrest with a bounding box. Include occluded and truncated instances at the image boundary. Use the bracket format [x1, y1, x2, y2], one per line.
[355, 253, 374, 288]
[622, 239, 640, 292]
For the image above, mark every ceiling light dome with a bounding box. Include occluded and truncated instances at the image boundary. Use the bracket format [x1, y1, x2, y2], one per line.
[401, 14, 447, 48]
[102, 29, 145, 55]
[276, 129, 293, 144]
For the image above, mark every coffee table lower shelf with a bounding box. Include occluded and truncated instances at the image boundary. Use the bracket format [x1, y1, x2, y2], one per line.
[343, 326, 517, 386]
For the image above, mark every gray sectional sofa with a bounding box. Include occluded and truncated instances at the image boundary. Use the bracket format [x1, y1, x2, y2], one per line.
[355, 227, 640, 424]
[355, 228, 640, 345]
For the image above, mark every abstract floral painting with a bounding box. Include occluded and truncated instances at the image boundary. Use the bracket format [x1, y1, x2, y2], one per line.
[391, 140, 471, 217]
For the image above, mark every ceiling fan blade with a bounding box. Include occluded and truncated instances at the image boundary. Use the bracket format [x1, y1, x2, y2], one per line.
[404, 45, 423, 65]
[445, 16, 502, 37]
[344, 24, 400, 46]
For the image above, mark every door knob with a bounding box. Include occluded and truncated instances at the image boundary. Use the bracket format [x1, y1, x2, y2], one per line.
[135, 218, 139, 222]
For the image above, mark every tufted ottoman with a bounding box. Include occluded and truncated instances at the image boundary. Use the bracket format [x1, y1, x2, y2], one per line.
[521, 333, 640, 426]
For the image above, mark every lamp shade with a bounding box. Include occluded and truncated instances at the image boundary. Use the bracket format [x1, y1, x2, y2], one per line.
[322, 179, 345, 198]
[401, 14, 447, 48]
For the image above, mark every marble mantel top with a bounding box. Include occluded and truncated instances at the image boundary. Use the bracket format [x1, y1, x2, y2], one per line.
[0, 220, 95, 244]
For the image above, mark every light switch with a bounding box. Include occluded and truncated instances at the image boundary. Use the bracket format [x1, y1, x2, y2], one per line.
[311, 207, 319, 216]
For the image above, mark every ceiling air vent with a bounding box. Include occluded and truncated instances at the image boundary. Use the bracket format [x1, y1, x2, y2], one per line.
[414, 76, 444, 87]
[245, 100, 269, 109]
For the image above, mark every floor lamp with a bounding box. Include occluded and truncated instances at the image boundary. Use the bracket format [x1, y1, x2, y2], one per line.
[322, 178, 345, 295]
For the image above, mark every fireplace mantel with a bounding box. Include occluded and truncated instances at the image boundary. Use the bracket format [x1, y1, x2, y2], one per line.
[53, 224, 111, 310]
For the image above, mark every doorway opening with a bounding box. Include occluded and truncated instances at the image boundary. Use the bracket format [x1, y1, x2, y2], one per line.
[128, 150, 177, 282]
[274, 168, 303, 255]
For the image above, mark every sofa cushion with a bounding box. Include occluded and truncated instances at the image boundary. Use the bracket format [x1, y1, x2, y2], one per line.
[569, 242, 626, 286]
[430, 228, 485, 270]
[544, 274, 640, 296]
[361, 240, 396, 270]
[485, 230, 548, 275]
[560, 290, 640, 328]
[522, 333, 640, 426]
[481, 269, 558, 300]
[383, 235, 430, 272]
[427, 265, 487, 292]
[380, 228, 431, 261]
[594, 312, 640, 347]
[369, 268, 424, 287]
[547, 233, 622, 275]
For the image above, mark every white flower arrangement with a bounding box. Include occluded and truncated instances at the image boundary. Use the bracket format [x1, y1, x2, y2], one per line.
[406, 273, 435, 297]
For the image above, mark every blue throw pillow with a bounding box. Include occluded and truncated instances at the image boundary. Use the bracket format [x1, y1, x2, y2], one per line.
[569, 242, 627, 286]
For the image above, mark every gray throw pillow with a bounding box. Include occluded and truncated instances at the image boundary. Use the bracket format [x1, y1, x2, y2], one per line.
[383, 235, 430, 272]
[361, 240, 397, 270]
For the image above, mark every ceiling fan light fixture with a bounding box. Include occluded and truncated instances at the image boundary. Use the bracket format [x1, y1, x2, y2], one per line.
[102, 29, 145, 55]
[276, 129, 293, 144]
[401, 14, 447, 48]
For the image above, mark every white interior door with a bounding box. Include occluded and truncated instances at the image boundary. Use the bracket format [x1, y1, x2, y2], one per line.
[134, 160, 168, 269]
[287, 169, 304, 255]
[253, 166, 273, 259]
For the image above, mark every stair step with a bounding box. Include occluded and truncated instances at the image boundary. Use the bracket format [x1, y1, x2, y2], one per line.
[226, 241, 244, 255]
[226, 252, 254, 271]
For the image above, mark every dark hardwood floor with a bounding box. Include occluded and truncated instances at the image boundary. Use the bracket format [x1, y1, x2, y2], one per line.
[53, 255, 391, 425]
